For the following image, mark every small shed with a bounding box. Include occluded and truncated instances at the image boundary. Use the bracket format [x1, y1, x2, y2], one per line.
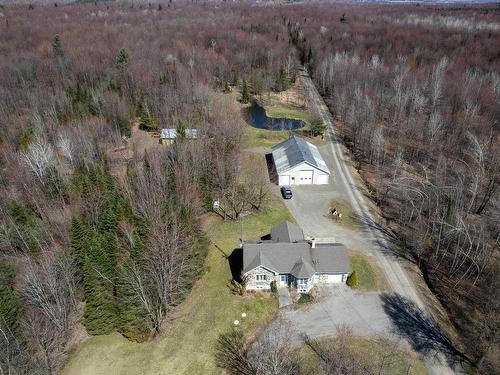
[271, 136, 330, 186]
[159, 128, 198, 145]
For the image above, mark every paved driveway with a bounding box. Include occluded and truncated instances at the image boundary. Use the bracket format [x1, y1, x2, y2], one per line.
[277, 184, 375, 255]
[283, 285, 393, 342]
[278, 287, 292, 308]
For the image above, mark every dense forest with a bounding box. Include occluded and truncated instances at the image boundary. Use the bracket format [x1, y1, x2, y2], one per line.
[0, 1, 498, 374]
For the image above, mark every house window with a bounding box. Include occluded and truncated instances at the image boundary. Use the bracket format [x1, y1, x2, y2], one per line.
[256, 275, 267, 281]
[298, 278, 308, 285]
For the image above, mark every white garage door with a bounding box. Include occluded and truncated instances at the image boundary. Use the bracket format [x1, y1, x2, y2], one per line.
[279, 175, 290, 186]
[299, 170, 313, 184]
[316, 174, 329, 184]
[325, 274, 343, 283]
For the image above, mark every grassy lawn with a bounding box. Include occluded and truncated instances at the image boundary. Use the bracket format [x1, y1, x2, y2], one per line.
[244, 126, 293, 148]
[264, 103, 312, 124]
[63, 197, 293, 375]
[244, 126, 325, 149]
[348, 251, 385, 292]
[299, 336, 427, 375]
[328, 199, 361, 230]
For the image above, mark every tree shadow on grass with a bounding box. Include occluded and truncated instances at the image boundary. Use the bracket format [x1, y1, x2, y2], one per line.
[381, 293, 468, 369]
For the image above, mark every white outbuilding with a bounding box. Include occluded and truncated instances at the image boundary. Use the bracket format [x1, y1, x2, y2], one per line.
[272, 136, 330, 186]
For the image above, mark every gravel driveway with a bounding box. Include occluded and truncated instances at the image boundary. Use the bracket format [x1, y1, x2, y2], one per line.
[283, 285, 393, 342]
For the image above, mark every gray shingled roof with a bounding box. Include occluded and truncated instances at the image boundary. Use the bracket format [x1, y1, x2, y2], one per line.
[290, 257, 316, 278]
[270, 221, 304, 243]
[243, 241, 351, 275]
[271, 136, 330, 175]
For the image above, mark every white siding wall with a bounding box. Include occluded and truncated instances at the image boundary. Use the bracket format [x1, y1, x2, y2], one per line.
[278, 162, 330, 186]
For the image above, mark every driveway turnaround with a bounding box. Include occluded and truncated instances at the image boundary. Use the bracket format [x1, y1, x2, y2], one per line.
[283, 285, 393, 340]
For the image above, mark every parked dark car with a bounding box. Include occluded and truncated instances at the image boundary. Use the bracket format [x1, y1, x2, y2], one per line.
[280, 186, 293, 199]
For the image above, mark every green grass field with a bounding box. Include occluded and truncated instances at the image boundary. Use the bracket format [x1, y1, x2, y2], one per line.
[264, 103, 312, 124]
[299, 336, 427, 375]
[63, 197, 293, 375]
[348, 252, 385, 292]
[244, 126, 324, 149]
[244, 127, 293, 148]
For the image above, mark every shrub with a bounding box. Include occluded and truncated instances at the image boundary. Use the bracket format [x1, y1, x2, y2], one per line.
[298, 293, 313, 304]
[270, 280, 277, 294]
[346, 271, 358, 287]
[310, 117, 327, 136]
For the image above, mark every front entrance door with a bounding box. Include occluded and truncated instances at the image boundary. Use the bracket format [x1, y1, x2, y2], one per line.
[280, 274, 288, 286]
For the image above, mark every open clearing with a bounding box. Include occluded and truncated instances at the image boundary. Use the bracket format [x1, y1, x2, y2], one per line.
[299, 336, 427, 375]
[63, 197, 293, 375]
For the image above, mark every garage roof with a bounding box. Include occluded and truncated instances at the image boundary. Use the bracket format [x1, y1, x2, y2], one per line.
[270, 221, 304, 243]
[271, 136, 330, 175]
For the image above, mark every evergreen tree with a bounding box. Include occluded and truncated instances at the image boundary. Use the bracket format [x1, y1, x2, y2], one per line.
[70, 217, 88, 274]
[223, 81, 231, 93]
[176, 120, 187, 140]
[82, 230, 119, 335]
[83, 257, 118, 335]
[275, 66, 289, 92]
[52, 34, 63, 58]
[138, 101, 157, 131]
[116, 48, 129, 69]
[240, 79, 251, 104]
[0, 260, 21, 333]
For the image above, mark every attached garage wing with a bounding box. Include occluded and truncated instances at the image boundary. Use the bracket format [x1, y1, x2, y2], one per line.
[279, 175, 290, 186]
[299, 170, 313, 184]
[318, 273, 344, 283]
[316, 174, 329, 184]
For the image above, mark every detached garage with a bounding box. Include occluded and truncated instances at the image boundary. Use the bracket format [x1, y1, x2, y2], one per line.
[272, 136, 331, 186]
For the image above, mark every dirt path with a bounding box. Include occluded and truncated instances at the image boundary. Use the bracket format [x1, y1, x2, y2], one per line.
[299, 68, 458, 375]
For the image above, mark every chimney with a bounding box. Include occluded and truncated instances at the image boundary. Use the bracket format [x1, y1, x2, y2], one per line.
[311, 239, 316, 248]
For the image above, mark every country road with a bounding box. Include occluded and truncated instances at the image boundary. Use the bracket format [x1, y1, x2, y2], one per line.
[298, 68, 458, 375]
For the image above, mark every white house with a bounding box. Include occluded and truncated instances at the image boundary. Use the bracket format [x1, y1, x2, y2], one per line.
[242, 221, 351, 293]
[271, 136, 330, 186]
[159, 128, 198, 145]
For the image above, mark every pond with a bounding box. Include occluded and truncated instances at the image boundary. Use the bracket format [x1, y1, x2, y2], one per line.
[248, 103, 304, 131]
